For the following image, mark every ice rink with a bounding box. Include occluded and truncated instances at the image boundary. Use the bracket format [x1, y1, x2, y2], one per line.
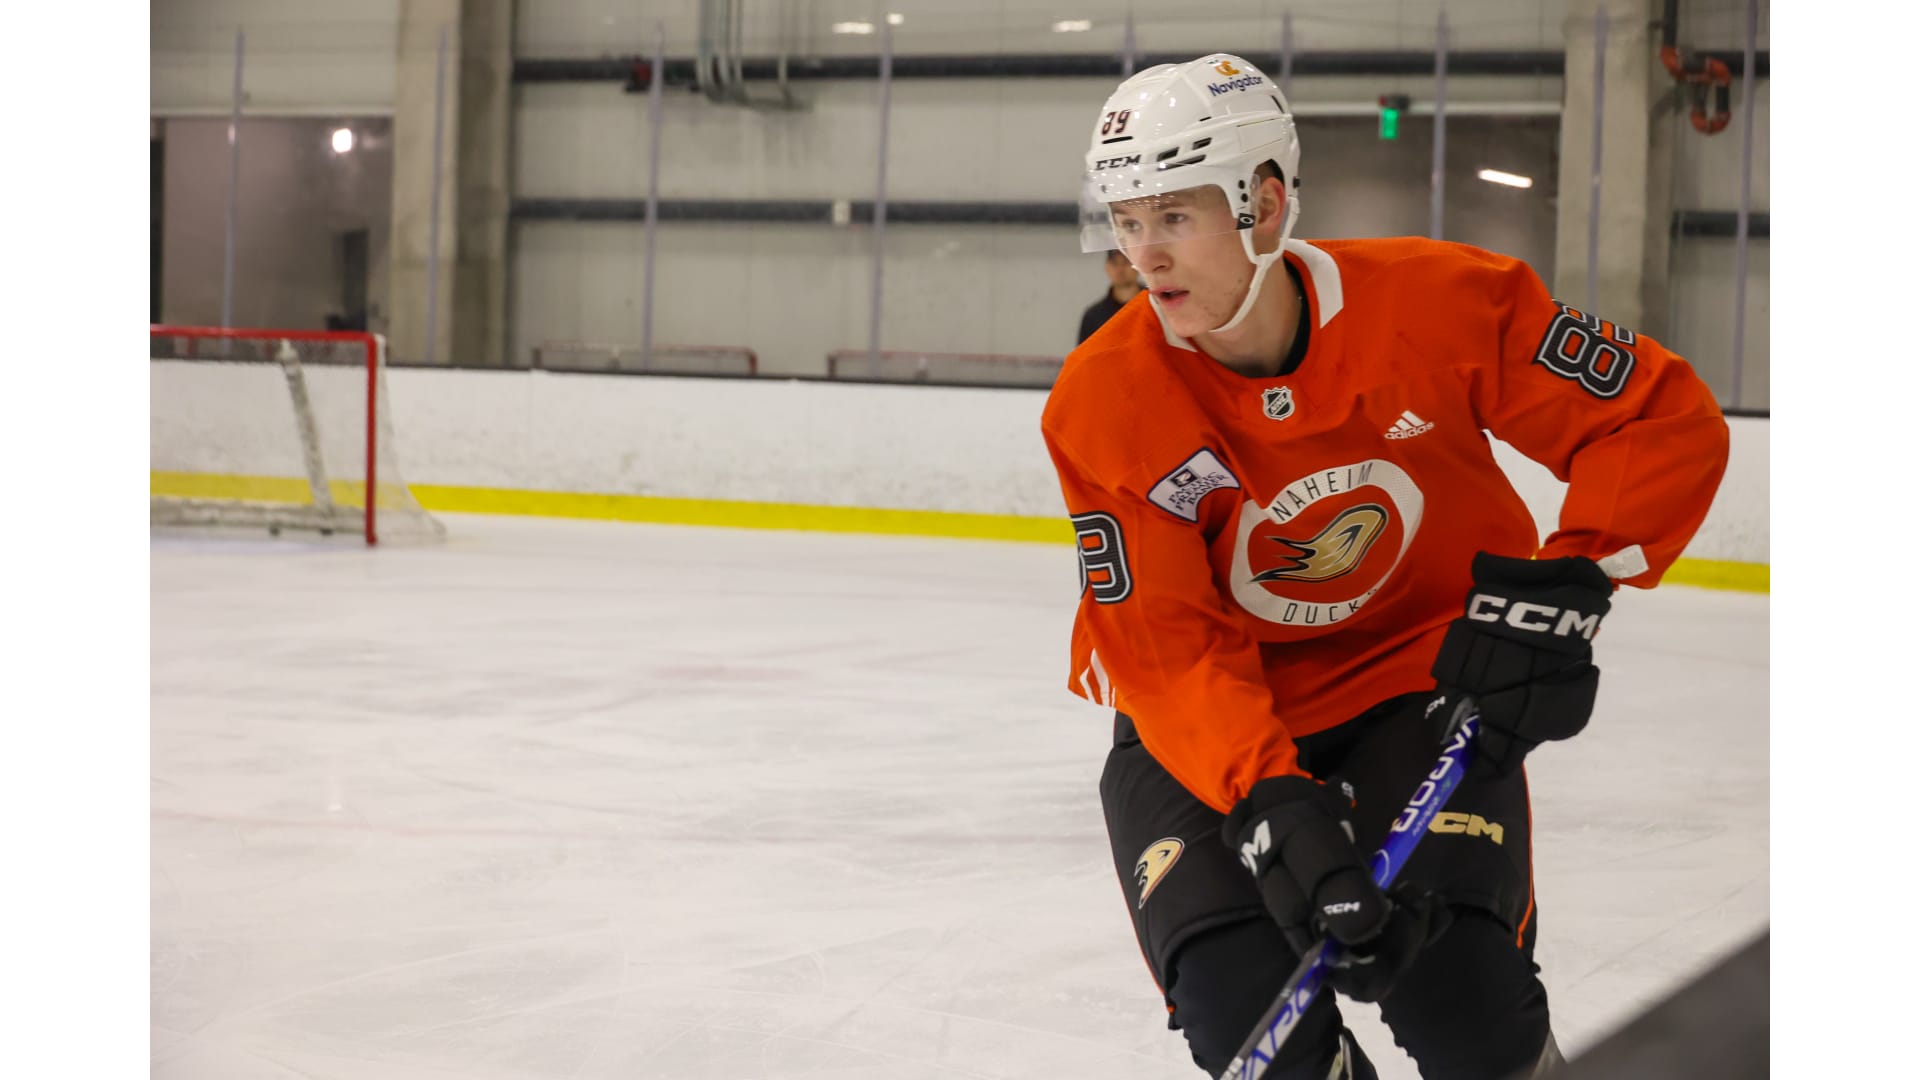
[152, 513, 1769, 1079]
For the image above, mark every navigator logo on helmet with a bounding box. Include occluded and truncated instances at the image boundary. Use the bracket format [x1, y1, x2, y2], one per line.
[1078, 54, 1302, 336]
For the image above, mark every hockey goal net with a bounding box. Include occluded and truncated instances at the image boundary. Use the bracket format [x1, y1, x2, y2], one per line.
[150, 326, 444, 544]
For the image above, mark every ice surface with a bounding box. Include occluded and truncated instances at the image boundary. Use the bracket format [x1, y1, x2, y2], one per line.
[152, 514, 1768, 1079]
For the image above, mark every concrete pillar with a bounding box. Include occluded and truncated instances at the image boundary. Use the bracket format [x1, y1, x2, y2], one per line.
[390, 0, 512, 366]
[391, 0, 461, 365]
[454, 0, 513, 368]
[1554, 0, 1658, 331]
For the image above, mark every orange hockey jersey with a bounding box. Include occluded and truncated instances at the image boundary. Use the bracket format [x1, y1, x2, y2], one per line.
[1041, 236, 1729, 815]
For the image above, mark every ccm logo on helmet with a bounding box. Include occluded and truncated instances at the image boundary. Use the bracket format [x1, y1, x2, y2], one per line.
[1467, 595, 1602, 639]
[1094, 154, 1142, 170]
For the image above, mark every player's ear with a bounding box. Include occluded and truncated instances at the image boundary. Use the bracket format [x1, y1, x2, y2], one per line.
[1253, 172, 1289, 242]
[1263, 173, 1291, 224]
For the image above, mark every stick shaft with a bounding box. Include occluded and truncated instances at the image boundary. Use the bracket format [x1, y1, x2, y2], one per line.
[1220, 710, 1481, 1080]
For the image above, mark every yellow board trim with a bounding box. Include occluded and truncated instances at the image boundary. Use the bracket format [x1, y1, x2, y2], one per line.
[1659, 557, 1768, 594]
[154, 471, 329, 504]
[153, 472, 1770, 593]
[408, 483, 1075, 543]
[151, 471, 406, 510]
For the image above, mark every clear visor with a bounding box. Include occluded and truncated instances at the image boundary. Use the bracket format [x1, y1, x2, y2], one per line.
[1077, 167, 1250, 255]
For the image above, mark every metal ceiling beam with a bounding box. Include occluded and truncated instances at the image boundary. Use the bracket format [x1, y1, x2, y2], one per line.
[517, 49, 1765, 86]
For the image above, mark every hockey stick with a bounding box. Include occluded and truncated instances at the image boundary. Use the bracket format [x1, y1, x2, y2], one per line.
[1217, 701, 1482, 1080]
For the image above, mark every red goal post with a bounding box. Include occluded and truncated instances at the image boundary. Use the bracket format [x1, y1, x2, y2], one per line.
[150, 325, 443, 545]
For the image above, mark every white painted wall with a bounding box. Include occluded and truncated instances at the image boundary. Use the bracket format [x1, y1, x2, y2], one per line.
[1676, 0, 1769, 51]
[517, 0, 1571, 60]
[511, 74, 1560, 205]
[1666, 237, 1767, 410]
[504, 3, 1571, 375]
[509, 219, 1082, 377]
[1664, 83, 1768, 411]
[1671, 82, 1769, 212]
[150, 0, 402, 115]
[508, 112, 1565, 374]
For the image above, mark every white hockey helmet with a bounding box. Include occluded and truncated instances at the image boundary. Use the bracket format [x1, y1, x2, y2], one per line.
[1079, 55, 1302, 334]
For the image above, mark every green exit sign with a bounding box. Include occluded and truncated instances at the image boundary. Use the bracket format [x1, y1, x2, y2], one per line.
[1378, 94, 1411, 140]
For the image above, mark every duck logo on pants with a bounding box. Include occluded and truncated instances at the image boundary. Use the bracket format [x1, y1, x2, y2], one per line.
[1134, 838, 1185, 909]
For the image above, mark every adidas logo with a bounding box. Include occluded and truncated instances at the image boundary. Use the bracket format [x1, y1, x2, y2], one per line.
[1385, 410, 1434, 440]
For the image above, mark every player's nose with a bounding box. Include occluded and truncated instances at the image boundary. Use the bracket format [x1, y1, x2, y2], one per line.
[1129, 243, 1171, 276]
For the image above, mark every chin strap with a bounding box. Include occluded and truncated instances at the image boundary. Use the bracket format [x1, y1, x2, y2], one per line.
[1205, 194, 1301, 336]
[1208, 232, 1286, 335]
[1143, 194, 1302, 341]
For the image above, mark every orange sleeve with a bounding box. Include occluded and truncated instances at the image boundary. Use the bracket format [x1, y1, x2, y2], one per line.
[1042, 418, 1301, 815]
[1465, 253, 1730, 587]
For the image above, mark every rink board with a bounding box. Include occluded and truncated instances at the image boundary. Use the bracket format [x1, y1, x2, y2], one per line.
[152, 365, 1770, 590]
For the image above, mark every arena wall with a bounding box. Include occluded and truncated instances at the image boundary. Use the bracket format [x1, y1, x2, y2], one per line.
[151, 364, 1768, 589]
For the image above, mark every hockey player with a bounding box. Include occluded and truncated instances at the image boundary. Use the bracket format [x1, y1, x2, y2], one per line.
[1043, 55, 1728, 1079]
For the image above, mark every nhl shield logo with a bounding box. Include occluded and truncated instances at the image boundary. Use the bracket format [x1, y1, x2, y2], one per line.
[1262, 386, 1296, 422]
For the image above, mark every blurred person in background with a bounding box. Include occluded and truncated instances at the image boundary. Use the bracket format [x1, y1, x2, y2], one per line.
[1079, 247, 1145, 344]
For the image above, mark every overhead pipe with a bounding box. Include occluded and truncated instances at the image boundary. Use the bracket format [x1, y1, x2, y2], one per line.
[423, 26, 449, 364]
[221, 29, 244, 328]
[640, 23, 665, 369]
[728, 0, 745, 96]
[866, 19, 896, 366]
[1671, 210, 1769, 239]
[520, 49, 1763, 84]
[518, 49, 1600, 83]
[1730, 0, 1758, 406]
[1658, 0, 1735, 135]
[1278, 13, 1294, 99]
[694, 0, 715, 98]
[514, 198, 1076, 225]
[1586, 6, 1607, 314]
[515, 201, 1771, 232]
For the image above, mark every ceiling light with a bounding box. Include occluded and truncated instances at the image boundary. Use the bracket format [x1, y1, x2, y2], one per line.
[832, 21, 874, 35]
[887, 13, 904, 25]
[1053, 19, 1093, 33]
[1477, 168, 1533, 189]
[331, 127, 354, 154]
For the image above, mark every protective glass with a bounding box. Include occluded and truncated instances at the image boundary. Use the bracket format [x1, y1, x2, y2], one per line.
[1077, 170, 1250, 255]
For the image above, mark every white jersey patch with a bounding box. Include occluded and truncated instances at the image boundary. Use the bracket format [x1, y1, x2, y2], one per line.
[1147, 448, 1242, 523]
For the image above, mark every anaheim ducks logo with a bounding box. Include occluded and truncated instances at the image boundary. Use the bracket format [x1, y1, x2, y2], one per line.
[1230, 459, 1426, 629]
[1249, 504, 1388, 584]
[1134, 838, 1184, 909]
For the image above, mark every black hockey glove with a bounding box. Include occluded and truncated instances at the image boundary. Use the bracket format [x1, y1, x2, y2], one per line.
[1223, 775, 1451, 1003]
[1430, 552, 1614, 779]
